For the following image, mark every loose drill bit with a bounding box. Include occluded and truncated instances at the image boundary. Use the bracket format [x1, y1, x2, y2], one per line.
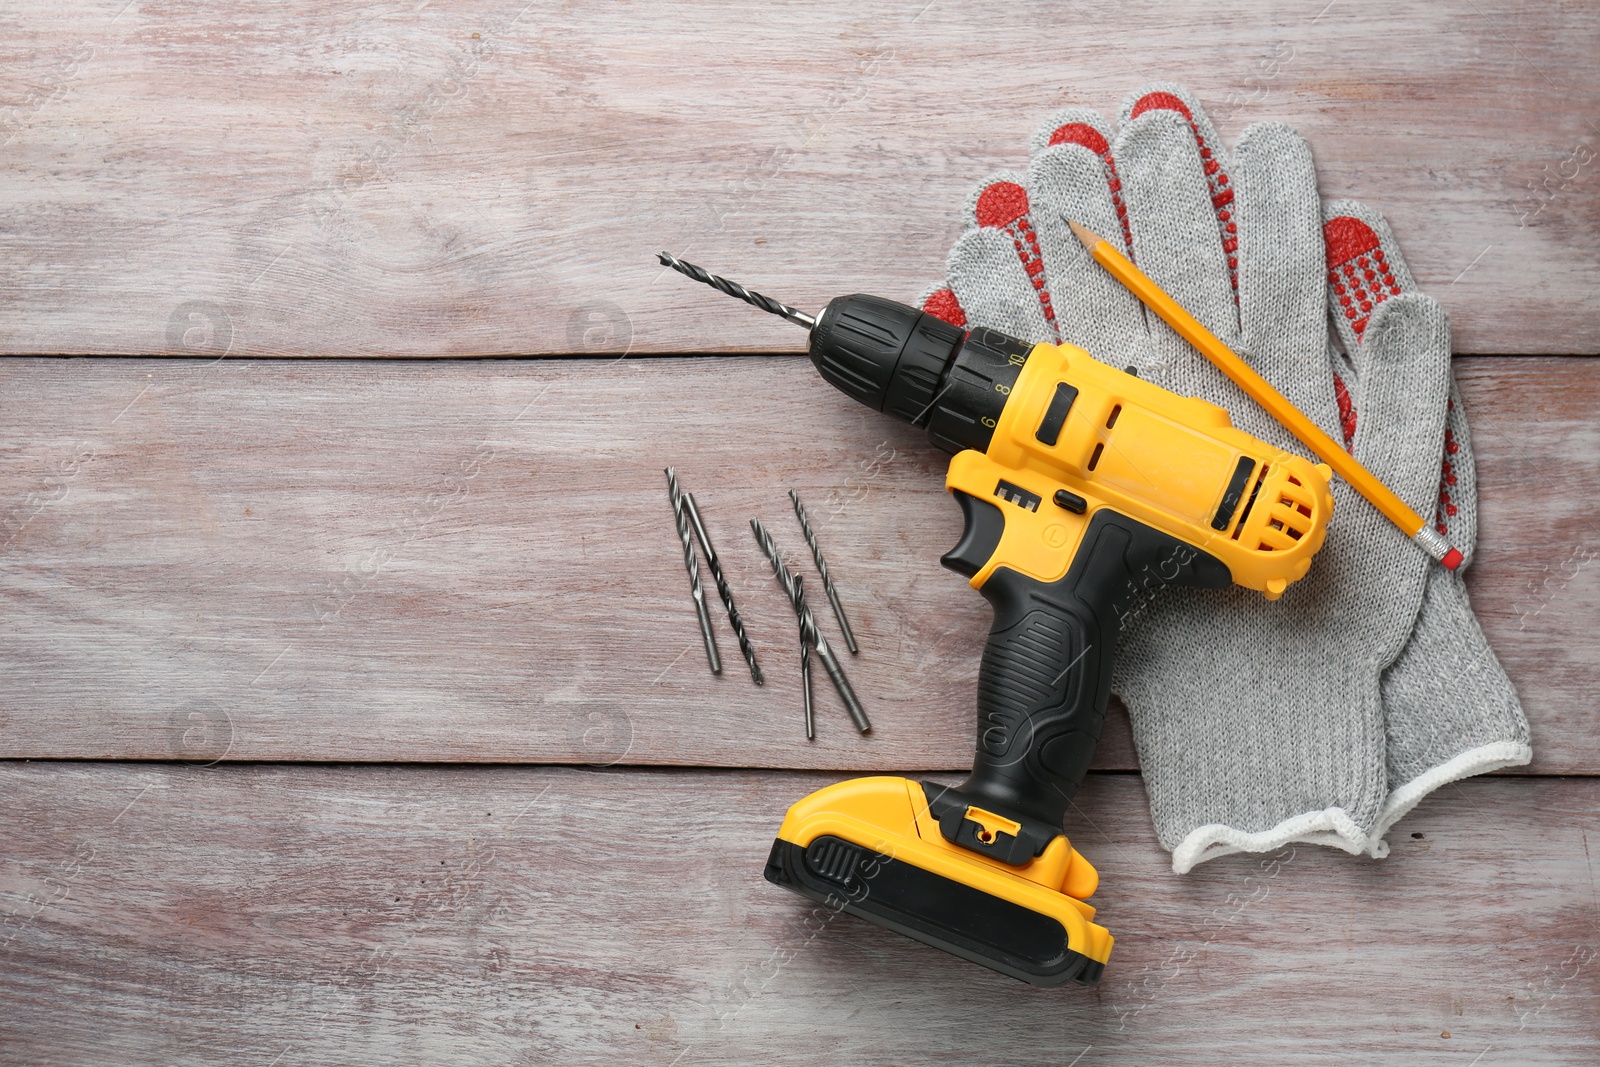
[656, 251, 816, 330]
[683, 490, 764, 685]
[664, 467, 720, 675]
[750, 518, 870, 733]
[794, 572, 815, 740]
[788, 489, 858, 654]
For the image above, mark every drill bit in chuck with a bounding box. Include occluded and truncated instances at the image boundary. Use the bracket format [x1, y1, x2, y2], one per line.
[788, 489, 858, 654]
[664, 467, 721, 675]
[656, 251, 817, 330]
[683, 490, 764, 686]
[750, 518, 870, 734]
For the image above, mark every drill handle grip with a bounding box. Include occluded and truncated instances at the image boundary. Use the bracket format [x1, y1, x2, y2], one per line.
[960, 545, 1121, 829]
[944, 506, 1233, 836]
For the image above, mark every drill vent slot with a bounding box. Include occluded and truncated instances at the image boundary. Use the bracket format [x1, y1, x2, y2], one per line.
[1087, 443, 1104, 471]
[1232, 464, 1270, 540]
[1212, 456, 1257, 531]
[1283, 475, 1311, 515]
[1106, 404, 1122, 429]
[994, 479, 1041, 512]
[1245, 468, 1321, 552]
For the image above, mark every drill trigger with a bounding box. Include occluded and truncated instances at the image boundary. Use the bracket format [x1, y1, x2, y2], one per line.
[941, 490, 1006, 578]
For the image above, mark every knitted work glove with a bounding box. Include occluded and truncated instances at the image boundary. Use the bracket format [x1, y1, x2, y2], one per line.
[919, 84, 1528, 871]
[1322, 202, 1530, 843]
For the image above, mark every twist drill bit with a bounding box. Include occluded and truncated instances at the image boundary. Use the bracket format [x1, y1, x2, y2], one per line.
[664, 468, 720, 675]
[683, 490, 764, 686]
[788, 489, 858, 654]
[656, 251, 817, 330]
[750, 518, 870, 733]
[794, 572, 815, 741]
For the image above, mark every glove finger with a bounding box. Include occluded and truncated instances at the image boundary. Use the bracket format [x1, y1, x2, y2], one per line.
[1346, 292, 1453, 518]
[1120, 84, 1240, 296]
[1232, 121, 1338, 432]
[1025, 110, 1148, 369]
[945, 225, 1055, 344]
[1113, 109, 1241, 362]
[955, 172, 1060, 341]
[1323, 201, 1417, 358]
[917, 284, 968, 329]
[1322, 200, 1469, 553]
[1029, 107, 1134, 255]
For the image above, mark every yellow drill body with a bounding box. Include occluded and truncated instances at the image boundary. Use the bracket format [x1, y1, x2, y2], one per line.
[955, 338, 1333, 597]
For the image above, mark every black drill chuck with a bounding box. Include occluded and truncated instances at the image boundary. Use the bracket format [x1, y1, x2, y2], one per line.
[807, 294, 959, 420]
[809, 294, 1028, 457]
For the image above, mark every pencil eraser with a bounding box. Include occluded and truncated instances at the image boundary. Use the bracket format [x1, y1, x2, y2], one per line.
[1441, 547, 1463, 571]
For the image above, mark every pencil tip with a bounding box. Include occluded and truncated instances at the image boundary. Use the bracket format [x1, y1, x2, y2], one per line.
[1067, 219, 1107, 251]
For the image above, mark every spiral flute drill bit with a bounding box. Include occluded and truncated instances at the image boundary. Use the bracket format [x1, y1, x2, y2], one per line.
[657, 252, 817, 329]
[683, 490, 763, 686]
[664, 468, 720, 675]
[750, 518, 870, 733]
[788, 489, 858, 654]
[794, 573, 815, 740]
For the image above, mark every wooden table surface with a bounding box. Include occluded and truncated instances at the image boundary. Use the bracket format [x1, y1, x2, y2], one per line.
[2, 2, 1597, 1064]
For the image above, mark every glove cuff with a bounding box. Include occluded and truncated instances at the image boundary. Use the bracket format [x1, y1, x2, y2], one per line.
[1368, 740, 1533, 851]
[1166, 739, 1533, 873]
[1169, 807, 1369, 875]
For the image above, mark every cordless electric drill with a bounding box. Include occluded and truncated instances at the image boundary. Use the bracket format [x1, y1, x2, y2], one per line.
[658, 252, 1334, 987]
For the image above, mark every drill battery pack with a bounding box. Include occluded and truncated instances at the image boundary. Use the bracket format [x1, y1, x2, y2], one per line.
[764, 777, 1112, 987]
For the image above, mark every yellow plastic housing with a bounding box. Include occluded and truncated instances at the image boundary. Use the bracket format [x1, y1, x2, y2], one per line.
[774, 776, 1113, 966]
[949, 340, 1334, 599]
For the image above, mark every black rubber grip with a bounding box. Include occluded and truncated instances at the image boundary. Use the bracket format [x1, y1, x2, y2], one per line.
[960, 534, 1121, 826]
[944, 510, 1232, 831]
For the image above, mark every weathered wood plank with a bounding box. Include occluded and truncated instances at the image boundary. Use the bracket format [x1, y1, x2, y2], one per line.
[0, 763, 1594, 1065]
[1, 356, 1593, 771]
[0, 1, 1595, 357]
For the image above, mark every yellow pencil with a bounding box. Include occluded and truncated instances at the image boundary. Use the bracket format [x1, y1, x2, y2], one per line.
[1068, 220, 1462, 571]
